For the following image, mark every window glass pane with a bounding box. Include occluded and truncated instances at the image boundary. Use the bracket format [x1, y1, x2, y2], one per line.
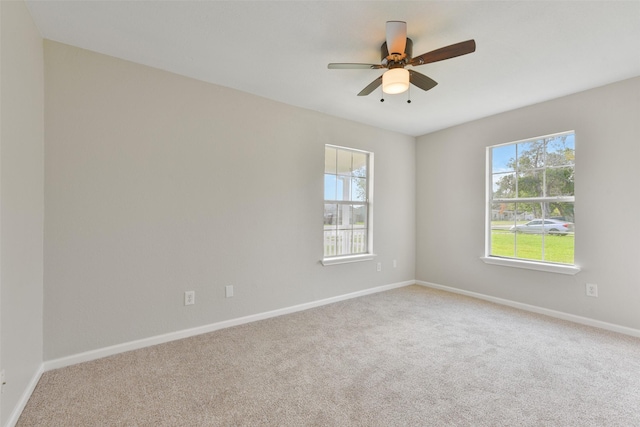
[353, 204, 367, 227]
[337, 204, 352, 229]
[544, 226, 574, 264]
[336, 229, 351, 255]
[352, 152, 367, 177]
[516, 139, 545, 173]
[325, 146, 337, 174]
[323, 203, 338, 257]
[546, 166, 574, 197]
[492, 172, 516, 198]
[491, 230, 516, 259]
[515, 233, 543, 261]
[336, 176, 350, 201]
[351, 177, 367, 202]
[335, 204, 352, 256]
[337, 149, 352, 176]
[492, 144, 516, 174]
[352, 227, 367, 254]
[517, 140, 545, 170]
[491, 202, 517, 224]
[517, 169, 544, 198]
[324, 227, 337, 257]
[341, 204, 366, 255]
[490, 202, 516, 258]
[515, 202, 539, 223]
[547, 201, 574, 223]
[547, 134, 575, 167]
[324, 203, 337, 226]
[324, 174, 337, 200]
[513, 201, 544, 262]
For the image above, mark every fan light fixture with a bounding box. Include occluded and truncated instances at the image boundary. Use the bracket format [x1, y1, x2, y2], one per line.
[328, 21, 477, 98]
[382, 68, 409, 94]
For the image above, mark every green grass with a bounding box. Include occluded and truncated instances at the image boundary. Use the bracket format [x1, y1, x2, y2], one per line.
[491, 230, 574, 264]
[491, 220, 528, 226]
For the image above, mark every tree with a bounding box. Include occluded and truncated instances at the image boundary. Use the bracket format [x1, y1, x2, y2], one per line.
[493, 135, 574, 221]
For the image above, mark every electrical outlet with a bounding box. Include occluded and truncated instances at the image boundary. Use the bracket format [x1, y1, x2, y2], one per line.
[586, 283, 598, 297]
[184, 291, 195, 305]
[393, 259, 397, 268]
[225, 285, 234, 298]
[1, 369, 6, 393]
[377, 262, 382, 272]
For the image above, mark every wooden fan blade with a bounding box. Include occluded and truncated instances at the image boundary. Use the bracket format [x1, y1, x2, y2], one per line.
[409, 70, 438, 91]
[410, 39, 476, 66]
[357, 76, 383, 96]
[328, 63, 384, 69]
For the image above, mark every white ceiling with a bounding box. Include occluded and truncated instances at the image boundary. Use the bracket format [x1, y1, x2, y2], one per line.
[25, 1, 640, 137]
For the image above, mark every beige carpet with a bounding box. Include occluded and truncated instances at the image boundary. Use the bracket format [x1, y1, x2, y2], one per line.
[18, 285, 640, 426]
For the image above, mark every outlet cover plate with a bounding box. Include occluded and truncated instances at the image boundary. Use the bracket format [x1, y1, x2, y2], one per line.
[184, 291, 195, 305]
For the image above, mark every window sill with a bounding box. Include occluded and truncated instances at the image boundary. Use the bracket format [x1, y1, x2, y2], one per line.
[321, 254, 376, 266]
[480, 256, 580, 275]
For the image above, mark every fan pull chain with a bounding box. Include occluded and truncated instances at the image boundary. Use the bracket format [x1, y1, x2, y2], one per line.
[377, 85, 414, 103]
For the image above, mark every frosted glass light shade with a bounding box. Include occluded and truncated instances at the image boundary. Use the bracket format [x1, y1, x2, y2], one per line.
[382, 68, 409, 94]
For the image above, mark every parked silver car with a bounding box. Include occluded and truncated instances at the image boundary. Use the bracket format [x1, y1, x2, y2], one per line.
[510, 219, 574, 236]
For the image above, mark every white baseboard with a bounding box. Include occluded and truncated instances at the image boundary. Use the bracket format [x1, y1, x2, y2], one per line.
[44, 280, 414, 372]
[416, 280, 640, 338]
[4, 364, 44, 427]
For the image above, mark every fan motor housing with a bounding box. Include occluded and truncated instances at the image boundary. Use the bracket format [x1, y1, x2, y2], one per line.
[381, 38, 413, 64]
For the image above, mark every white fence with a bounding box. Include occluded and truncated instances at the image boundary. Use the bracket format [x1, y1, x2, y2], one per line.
[324, 228, 367, 256]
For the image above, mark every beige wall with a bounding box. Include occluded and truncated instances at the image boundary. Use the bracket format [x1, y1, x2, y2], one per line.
[43, 41, 416, 360]
[416, 77, 640, 330]
[0, 1, 45, 425]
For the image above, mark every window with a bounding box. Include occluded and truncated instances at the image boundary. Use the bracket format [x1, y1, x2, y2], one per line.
[323, 145, 373, 264]
[486, 131, 576, 270]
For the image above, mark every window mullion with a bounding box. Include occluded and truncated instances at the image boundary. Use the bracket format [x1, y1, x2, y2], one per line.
[493, 196, 575, 203]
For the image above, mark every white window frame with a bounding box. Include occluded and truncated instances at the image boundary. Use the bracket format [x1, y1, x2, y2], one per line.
[321, 145, 375, 266]
[481, 131, 580, 275]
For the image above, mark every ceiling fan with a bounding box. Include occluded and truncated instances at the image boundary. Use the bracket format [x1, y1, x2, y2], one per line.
[328, 21, 476, 97]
